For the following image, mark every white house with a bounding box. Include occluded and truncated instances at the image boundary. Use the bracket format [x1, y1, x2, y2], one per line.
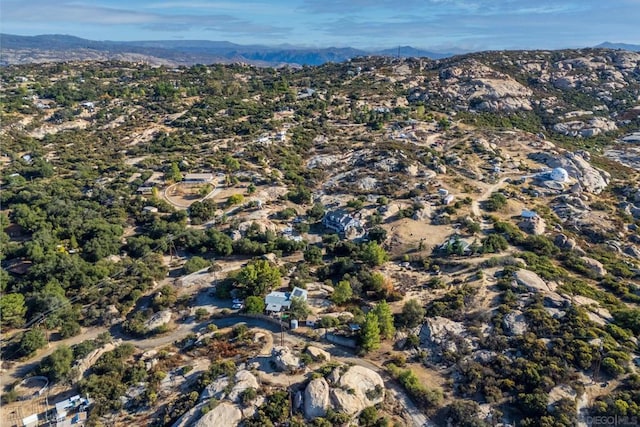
[521, 209, 538, 219]
[265, 287, 308, 312]
[183, 173, 214, 183]
[322, 210, 363, 236]
[443, 194, 455, 205]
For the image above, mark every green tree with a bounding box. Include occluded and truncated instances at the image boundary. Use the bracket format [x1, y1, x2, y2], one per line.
[287, 186, 311, 205]
[481, 233, 509, 253]
[331, 280, 353, 305]
[399, 299, 425, 329]
[373, 300, 395, 339]
[189, 199, 217, 224]
[361, 312, 381, 352]
[183, 256, 210, 274]
[244, 296, 265, 314]
[224, 155, 240, 172]
[198, 184, 213, 197]
[236, 260, 282, 297]
[361, 241, 388, 266]
[289, 296, 311, 320]
[19, 329, 47, 357]
[39, 345, 73, 382]
[444, 401, 491, 427]
[484, 192, 507, 212]
[367, 226, 387, 244]
[206, 229, 233, 256]
[0, 293, 27, 328]
[227, 194, 244, 206]
[359, 406, 379, 427]
[306, 203, 325, 222]
[304, 245, 323, 265]
[166, 162, 182, 182]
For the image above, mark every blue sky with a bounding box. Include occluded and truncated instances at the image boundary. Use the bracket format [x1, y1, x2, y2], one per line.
[2, 0, 639, 51]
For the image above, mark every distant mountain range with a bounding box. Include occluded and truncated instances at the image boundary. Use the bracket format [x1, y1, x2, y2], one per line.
[2, 34, 639, 67]
[595, 42, 640, 51]
[0, 34, 455, 67]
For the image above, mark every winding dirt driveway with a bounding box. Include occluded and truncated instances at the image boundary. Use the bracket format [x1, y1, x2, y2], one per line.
[2, 315, 431, 427]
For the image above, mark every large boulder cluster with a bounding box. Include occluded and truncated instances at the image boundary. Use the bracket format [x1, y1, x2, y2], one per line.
[303, 365, 385, 419]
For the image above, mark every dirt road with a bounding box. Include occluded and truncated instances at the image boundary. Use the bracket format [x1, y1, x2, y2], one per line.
[470, 174, 521, 219]
[2, 316, 431, 427]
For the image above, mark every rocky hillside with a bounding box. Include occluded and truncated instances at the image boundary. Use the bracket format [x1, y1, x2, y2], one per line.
[0, 48, 639, 427]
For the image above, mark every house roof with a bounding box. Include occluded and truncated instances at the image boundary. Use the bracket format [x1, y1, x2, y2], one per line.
[266, 303, 282, 311]
[324, 210, 361, 229]
[264, 287, 308, 310]
[291, 287, 307, 299]
[265, 291, 288, 306]
[183, 173, 214, 181]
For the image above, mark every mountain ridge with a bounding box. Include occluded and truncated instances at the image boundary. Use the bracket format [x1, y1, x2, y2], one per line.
[0, 33, 455, 66]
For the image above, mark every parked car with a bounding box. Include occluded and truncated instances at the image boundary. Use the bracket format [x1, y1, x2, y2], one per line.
[232, 298, 244, 305]
[232, 303, 244, 310]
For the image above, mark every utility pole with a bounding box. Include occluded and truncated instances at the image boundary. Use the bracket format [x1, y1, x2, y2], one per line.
[288, 380, 293, 418]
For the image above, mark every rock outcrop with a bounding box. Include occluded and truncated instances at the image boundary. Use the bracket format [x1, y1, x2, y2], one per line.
[513, 269, 557, 293]
[305, 346, 331, 362]
[144, 310, 172, 331]
[200, 377, 229, 401]
[192, 402, 242, 427]
[419, 317, 469, 354]
[304, 377, 330, 419]
[519, 216, 546, 235]
[227, 370, 260, 403]
[271, 346, 300, 372]
[503, 311, 528, 336]
[530, 151, 610, 194]
[331, 365, 385, 415]
[435, 60, 533, 112]
[553, 117, 617, 138]
[580, 256, 607, 278]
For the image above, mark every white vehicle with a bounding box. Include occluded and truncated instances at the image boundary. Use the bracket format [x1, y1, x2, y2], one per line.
[232, 299, 244, 305]
[232, 303, 244, 310]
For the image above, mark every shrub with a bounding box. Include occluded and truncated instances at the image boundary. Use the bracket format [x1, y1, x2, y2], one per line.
[227, 193, 245, 206]
[240, 387, 258, 406]
[484, 192, 507, 211]
[388, 364, 443, 410]
[183, 256, 210, 274]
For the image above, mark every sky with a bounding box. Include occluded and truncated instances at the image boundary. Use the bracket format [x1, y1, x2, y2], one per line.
[2, 0, 639, 51]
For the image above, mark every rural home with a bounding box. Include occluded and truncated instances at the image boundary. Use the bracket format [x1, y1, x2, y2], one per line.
[183, 173, 214, 184]
[322, 209, 363, 237]
[265, 286, 308, 313]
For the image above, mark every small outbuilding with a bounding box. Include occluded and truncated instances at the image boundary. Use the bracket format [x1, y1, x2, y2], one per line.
[183, 173, 214, 183]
